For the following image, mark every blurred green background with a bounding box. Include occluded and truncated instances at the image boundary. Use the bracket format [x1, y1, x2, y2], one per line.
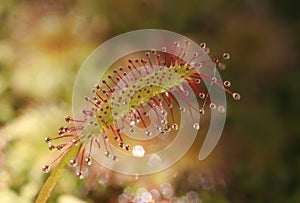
[0, 0, 299, 202]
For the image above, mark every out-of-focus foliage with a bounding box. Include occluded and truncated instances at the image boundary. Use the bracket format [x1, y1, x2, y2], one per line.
[0, 0, 299, 202]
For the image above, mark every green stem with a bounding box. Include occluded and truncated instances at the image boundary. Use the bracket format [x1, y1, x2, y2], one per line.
[35, 146, 79, 203]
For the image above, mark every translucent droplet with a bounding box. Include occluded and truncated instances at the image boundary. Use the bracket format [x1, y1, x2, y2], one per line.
[193, 123, 200, 130]
[130, 120, 136, 126]
[150, 189, 161, 201]
[104, 151, 110, 158]
[160, 183, 174, 199]
[141, 191, 152, 202]
[48, 145, 55, 151]
[85, 156, 92, 166]
[199, 93, 205, 99]
[124, 187, 132, 196]
[97, 173, 110, 185]
[76, 166, 89, 179]
[223, 53, 230, 59]
[145, 130, 152, 136]
[204, 47, 210, 54]
[223, 80, 231, 87]
[179, 107, 186, 112]
[179, 196, 189, 203]
[232, 92, 241, 100]
[161, 119, 167, 125]
[172, 123, 178, 130]
[136, 187, 147, 196]
[217, 62, 226, 70]
[69, 159, 77, 167]
[148, 153, 162, 167]
[174, 41, 180, 47]
[200, 42, 206, 48]
[211, 77, 217, 83]
[132, 145, 145, 157]
[186, 191, 200, 202]
[118, 194, 129, 203]
[218, 106, 226, 113]
[42, 165, 50, 173]
[199, 108, 205, 115]
[209, 103, 216, 110]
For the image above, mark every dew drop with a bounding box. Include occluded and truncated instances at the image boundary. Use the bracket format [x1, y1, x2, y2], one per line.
[223, 53, 230, 60]
[85, 156, 92, 165]
[145, 130, 152, 136]
[172, 123, 178, 130]
[211, 77, 217, 83]
[161, 119, 168, 125]
[42, 165, 50, 173]
[224, 80, 231, 87]
[48, 145, 55, 151]
[186, 191, 200, 202]
[44, 137, 51, 144]
[113, 156, 118, 161]
[97, 173, 110, 185]
[132, 145, 145, 157]
[232, 92, 241, 100]
[160, 183, 174, 199]
[199, 93, 205, 99]
[118, 194, 129, 203]
[204, 47, 210, 54]
[141, 191, 152, 202]
[209, 103, 216, 110]
[69, 159, 77, 167]
[104, 151, 110, 158]
[150, 189, 161, 201]
[179, 107, 186, 112]
[200, 42, 206, 48]
[193, 123, 200, 130]
[76, 167, 89, 179]
[130, 120, 136, 126]
[162, 47, 167, 52]
[218, 106, 226, 113]
[199, 108, 205, 115]
[217, 62, 226, 70]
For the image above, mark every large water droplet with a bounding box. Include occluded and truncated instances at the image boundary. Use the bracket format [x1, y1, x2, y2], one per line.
[42, 165, 50, 173]
[76, 166, 89, 179]
[223, 53, 230, 59]
[160, 183, 174, 199]
[132, 145, 145, 157]
[118, 194, 129, 203]
[193, 123, 200, 130]
[150, 189, 161, 201]
[232, 92, 241, 100]
[141, 191, 152, 202]
[209, 103, 216, 110]
[218, 106, 226, 113]
[97, 173, 110, 185]
[223, 80, 231, 87]
[172, 123, 178, 130]
[145, 130, 152, 136]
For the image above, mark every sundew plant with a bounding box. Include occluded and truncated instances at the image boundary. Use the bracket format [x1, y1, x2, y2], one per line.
[36, 29, 240, 203]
